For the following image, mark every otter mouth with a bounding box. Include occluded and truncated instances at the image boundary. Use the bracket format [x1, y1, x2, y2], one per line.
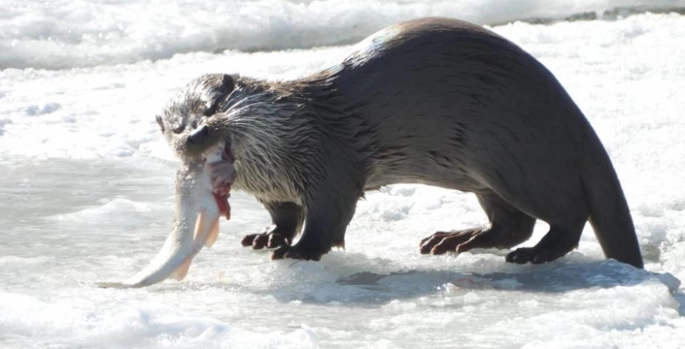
[98, 141, 235, 288]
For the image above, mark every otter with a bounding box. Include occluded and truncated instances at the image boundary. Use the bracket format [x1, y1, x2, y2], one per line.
[157, 17, 644, 269]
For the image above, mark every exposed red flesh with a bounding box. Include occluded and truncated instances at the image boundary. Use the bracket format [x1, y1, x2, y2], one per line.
[212, 145, 233, 221]
[214, 193, 231, 220]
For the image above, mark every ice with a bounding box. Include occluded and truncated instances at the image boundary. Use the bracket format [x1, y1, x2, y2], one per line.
[0, 291, 317, 349]
[1, 5, 685, 349]
[2, 0, 685, 69]
[25, 103, 61, 116]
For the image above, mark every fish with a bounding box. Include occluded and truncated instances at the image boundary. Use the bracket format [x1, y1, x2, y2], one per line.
[98, 142, 232, 288]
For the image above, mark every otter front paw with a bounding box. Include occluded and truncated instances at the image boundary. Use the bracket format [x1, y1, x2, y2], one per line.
[241, 224, 290, 250]
[271, 245, 324, 261]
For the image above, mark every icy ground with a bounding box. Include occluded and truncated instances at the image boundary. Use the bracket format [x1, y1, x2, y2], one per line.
[3, 0, 685, 69]
[1, 9, 685, 349]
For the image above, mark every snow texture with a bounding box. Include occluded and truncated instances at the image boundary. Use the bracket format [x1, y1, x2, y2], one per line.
[0, 1, 684, 348]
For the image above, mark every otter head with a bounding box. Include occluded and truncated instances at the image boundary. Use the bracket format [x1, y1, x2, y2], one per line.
[156, 74, 236, 162]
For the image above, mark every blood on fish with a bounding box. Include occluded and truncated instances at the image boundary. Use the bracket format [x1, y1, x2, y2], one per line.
[212, 145, 233, 221]
[214, 193, 230, 220]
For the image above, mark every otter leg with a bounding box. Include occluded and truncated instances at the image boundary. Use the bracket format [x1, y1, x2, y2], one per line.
[506, 225, 584, 264]
[420, 191, 536, 255]
[484, 176, 590, 265]
[242, 201, 304, 250]
[272, 186, 360, 261]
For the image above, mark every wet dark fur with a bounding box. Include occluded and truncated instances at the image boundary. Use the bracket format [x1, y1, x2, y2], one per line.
[158, 18, 643, 268]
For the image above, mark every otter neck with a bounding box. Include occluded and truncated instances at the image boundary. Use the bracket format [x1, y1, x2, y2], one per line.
[217, 79, 318, 204]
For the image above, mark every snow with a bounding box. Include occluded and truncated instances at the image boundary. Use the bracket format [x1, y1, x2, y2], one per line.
[0, 2, 684, 348]
[2, 0, 685, 69]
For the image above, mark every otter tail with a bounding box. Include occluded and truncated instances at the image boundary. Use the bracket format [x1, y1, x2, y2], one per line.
[581, 126, 643, 268]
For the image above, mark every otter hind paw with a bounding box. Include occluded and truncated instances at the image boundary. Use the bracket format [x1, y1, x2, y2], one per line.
[505, 246, 569, 265]
[419, 228, 486, 255]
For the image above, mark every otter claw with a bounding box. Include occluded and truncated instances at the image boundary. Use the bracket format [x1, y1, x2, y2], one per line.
[271, 247, 287, 260]
[241, 231, 289, 249]
[267, 234, 289, 248]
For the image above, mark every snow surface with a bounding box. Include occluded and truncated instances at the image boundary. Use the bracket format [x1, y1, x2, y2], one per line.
[1, 1, 685, 348]
[2, 0, 685, 69]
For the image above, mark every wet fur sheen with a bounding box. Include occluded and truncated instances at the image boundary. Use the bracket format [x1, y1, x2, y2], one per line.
[158, 17, 643, 268]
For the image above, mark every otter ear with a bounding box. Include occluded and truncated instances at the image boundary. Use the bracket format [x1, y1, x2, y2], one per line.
[201, 74, 235, 117]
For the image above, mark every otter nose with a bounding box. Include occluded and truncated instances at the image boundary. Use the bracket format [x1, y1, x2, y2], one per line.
[188, 125, 209, 144]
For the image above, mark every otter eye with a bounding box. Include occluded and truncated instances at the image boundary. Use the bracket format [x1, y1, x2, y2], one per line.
[155, 115, 165, 133]
[171, 118, 186, 134]
[172, 124, 185, 134]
